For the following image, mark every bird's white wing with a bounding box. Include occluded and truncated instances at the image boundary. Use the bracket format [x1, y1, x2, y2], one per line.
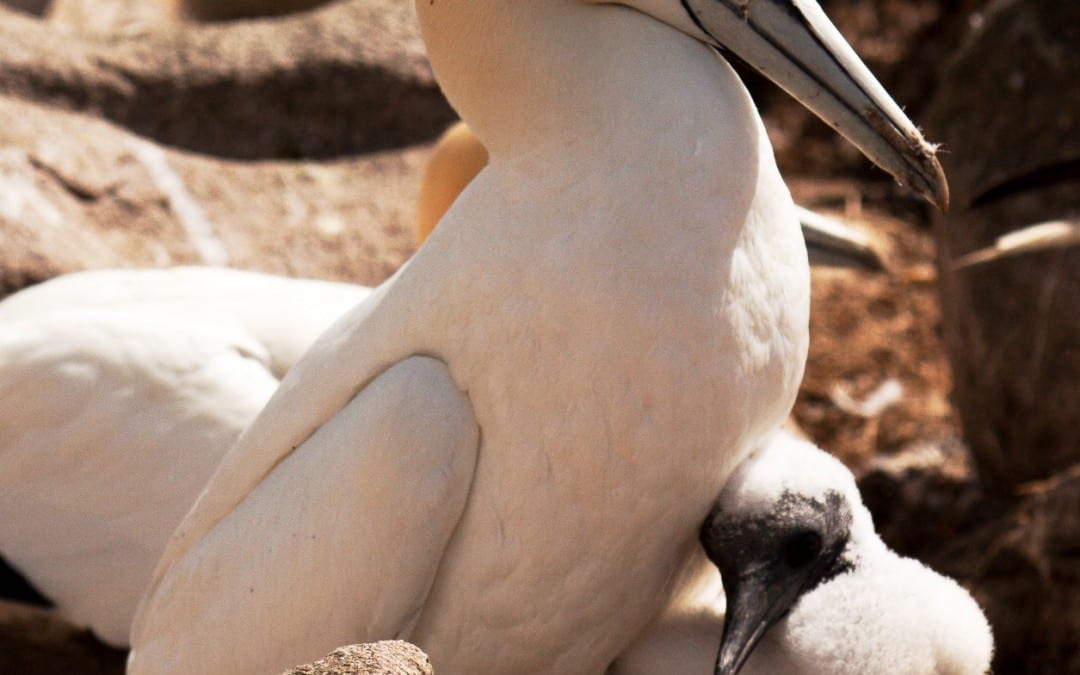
[0, 307, 280, 646]
[129, 356, 480, 674]
[609, 549, 726, 675]
[0, 266, 371, 378]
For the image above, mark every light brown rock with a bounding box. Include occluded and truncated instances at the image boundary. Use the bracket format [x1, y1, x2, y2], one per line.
[283, 642, 433, 675]
[45, 0, 342, 32]
[0, 95, 428, 300]
[0, 600, 125, 675]
[45, 0, 166, 33]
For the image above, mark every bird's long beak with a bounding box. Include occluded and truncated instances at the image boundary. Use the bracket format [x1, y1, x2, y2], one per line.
[679, 0, 948, 209]
[713, 567, 805, 675]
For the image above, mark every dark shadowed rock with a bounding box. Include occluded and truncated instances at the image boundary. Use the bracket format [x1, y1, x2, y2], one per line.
[171, 0, 339, 22]
[46, 0, 343, 32]
[858, 445, 997, 556]
[944, 466, 1080, 675]
[0, 600, 125, 675]
[283, 642, 434, 675]
[859, 454, 1080, 675]
[0, 0, 48, 16]
[925, 0, 1080, 491]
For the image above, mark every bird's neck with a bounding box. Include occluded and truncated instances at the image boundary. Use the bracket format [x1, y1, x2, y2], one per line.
[417, 3, 762, 170]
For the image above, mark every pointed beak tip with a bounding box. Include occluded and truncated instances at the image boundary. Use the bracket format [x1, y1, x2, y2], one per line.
[908, 143, 949, 212]
[928, 152, 950, 212]
[714, 654, 739, 675]
[714, 634, 755, 675]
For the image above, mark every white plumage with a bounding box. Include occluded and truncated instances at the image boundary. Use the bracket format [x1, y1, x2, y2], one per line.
[126, 1, 945, 673]
[417, 122, 884, 271]
[0, 267, 368, 645]
[0, 205, 877, 649]
[612, 431, 993, 675]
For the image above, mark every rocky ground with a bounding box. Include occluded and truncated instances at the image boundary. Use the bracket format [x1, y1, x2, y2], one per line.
[0, 0, 1075, 673]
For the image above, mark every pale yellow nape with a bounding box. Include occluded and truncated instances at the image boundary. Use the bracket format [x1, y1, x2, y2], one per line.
[414, 121, 490, 245]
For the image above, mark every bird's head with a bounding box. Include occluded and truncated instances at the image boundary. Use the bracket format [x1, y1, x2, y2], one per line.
[414, 0, 946, 209]
[700, 432, 992, 675]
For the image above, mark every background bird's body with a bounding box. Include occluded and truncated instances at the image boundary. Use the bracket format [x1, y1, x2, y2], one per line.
[132, 8, 809, 673]
[0, 268, 368, 376]
[0, 267, 367, 645]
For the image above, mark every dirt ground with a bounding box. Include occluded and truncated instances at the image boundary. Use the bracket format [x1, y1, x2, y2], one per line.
[792, 181, 960, 471]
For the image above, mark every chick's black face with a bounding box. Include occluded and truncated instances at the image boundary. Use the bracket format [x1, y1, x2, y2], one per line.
[702, 490, 854, 590]
[700, 490, 854, 675]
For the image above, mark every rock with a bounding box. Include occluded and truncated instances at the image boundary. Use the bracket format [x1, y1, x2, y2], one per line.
[0, 0, 48, 16]
[0, 600, 125, 675]
[924, 0, 1080, 491]
[0, 606, 433, 675]
[859, 449, 1080, 675]
[0, 95, 427, 301]
[923, 0, 1080, 210]
[0, 1, 456, 158]
[45, 0, 342, 32]
[932, 466, 1079, 674]
[283, 642, 434, 675]
[789, 188, 957, 468]
[168, 0, 338, 23]
[45, 0, 167, 33]
[858, 441, 995, 556]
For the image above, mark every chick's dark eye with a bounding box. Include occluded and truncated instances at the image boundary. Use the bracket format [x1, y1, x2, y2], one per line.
[783, 530, 822, 568]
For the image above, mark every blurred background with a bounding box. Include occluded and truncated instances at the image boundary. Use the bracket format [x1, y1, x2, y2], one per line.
[0, 0, 1074, 672]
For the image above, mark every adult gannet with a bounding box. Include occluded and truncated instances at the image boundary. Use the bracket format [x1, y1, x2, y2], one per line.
[0, 149, 878, 650]
[611, 431, 993, 675]
[416, 121, 883, 270]
[131, 1, 946, 673]
[0, 267, 369, 646]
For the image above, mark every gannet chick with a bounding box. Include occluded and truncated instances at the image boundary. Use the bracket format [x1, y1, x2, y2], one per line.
[612, 431, 993, 675]
[703, 431, 992, 674]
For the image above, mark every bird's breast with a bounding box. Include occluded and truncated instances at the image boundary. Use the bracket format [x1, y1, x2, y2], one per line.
[404, 187, 807, 675]
[396, 81, 809, 669]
